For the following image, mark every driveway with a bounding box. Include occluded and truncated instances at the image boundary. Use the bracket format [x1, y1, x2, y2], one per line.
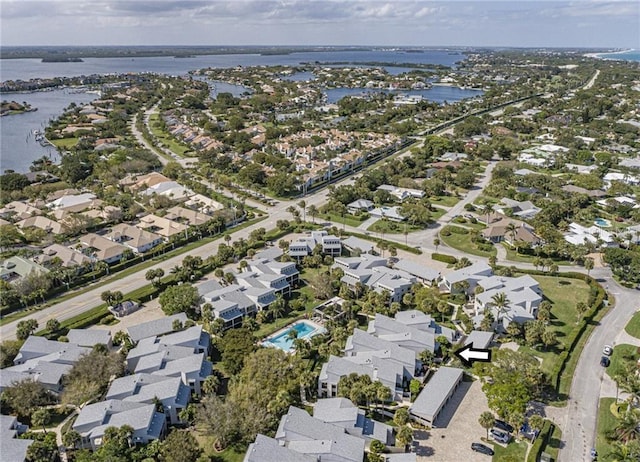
[415, 380, 493, 462]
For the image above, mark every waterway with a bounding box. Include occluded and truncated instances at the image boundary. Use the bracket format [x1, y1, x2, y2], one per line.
[1, 49, 468, 173]
[0, 89, 98, 173]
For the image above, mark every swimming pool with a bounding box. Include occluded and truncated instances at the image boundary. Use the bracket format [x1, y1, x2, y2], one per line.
[262, 320, 326, 353]
[594, 218, 612, 227]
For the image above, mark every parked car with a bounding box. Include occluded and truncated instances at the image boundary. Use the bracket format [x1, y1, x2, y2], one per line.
[603, 345, 613, 356]
[600, 356, 610, 367]
[471, 443, 494, 456]
[490, 428, 511, 444]
[494, 419, 514, 433]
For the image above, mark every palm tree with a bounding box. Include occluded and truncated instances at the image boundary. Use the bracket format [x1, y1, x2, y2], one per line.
[479, 411, 495, 439]
[433, 237, 440, 253]
[607, 440, 640, 461]
[396, 425, 414, 449]
[202, 374, 221, 395]
[584, 257, 594, 276]
[297, 200, 306, 222]
[612, 408, 640, 443]
[308, 204, 319, 223]
[506, 222, 518, 246]
[490, 292, 511, 327]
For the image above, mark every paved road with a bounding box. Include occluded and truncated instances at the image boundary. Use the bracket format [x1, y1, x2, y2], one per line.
[557, 267, 640, 462]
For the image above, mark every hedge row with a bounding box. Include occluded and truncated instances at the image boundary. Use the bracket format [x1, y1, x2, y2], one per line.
[432, 253, 457, 264]
[527, 420, 554, 462]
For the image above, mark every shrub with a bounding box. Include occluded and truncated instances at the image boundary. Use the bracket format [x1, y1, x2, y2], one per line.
[432, 253, 457, 264]
[527, 420, 554, 462]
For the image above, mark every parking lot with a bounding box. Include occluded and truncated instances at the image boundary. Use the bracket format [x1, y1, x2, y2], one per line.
[414, 380, 495, 462]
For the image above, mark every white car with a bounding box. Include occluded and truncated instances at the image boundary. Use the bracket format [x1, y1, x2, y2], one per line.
[603, 345, 613, 356]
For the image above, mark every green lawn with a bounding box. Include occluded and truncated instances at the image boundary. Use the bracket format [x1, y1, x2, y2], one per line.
[625, 311, 640, 339]
[596, 398, 618, 461]
[148, 113, 193, 156]
[430, 207, 448, 221]
[323, 212, 368, 228]
[193, 430, 246, 462]
[501, 244, 572, 266]
[430, 195, 460, 207]
[544, 423, 563, 461]
[606, 344, 640, 380]
[50, 137, 78, 149]
[491, 439, 528, 461]
[519, 275, 590, 375]
[439, 227, 496, 258]
[368, 219, 423, 235]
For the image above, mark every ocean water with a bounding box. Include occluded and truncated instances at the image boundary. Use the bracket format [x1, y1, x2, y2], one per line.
[596, 50, 640, 62]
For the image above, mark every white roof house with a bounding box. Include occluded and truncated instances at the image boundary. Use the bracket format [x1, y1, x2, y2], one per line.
[474, 275, 543, 328]
[564, 222, 616, 247]
[288, 230, 342, 258]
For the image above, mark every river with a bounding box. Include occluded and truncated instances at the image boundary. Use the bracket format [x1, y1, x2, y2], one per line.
[1, 49, 470, 173]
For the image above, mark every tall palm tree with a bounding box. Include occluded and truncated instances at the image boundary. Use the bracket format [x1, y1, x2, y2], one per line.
[308, 204, 318, 223]
[607, 440, 640, 461]
[506, 222, 518, 246]
[491, 292, 511, 327]
[479, 411, 495, 439]
[297, 200, 307, 222]
[612, 409, 640, 443]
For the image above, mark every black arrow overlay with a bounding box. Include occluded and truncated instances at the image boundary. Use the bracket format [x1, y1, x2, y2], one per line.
[454, 343, 492, 368]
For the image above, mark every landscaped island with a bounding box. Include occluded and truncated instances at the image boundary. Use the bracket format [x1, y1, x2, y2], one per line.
[0, 100, 36, 116]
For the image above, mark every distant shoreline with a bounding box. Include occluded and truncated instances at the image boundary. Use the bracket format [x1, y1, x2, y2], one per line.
[585, 48, 636, 59]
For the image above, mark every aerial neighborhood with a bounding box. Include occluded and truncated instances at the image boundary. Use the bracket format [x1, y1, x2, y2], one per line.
[1, 44, 640, 462]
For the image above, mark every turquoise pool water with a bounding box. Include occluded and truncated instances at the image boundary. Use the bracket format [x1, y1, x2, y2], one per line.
[263, 321, 325, 353]
[594, 218, 612, 227]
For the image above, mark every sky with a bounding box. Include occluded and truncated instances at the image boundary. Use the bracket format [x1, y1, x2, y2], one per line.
[1, 0, 638, 49]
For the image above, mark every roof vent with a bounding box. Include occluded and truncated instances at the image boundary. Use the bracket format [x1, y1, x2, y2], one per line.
[6, 262, 16, 269]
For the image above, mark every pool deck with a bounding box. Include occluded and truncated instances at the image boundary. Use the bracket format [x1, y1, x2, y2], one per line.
[261, 319, 326, 350]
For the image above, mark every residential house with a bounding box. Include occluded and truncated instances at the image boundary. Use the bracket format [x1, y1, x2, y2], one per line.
[0, 414, 33, 462]
[341, 236, 375, 255]
[391, 259, 440, 285]
[561, 185, 606, 198]
[481, 218, 541, 246]
[16, 216, 65, 235]
[474, 275, 543, 328]
[464, 331, 494, 350]
[339, 259, 415, 303]
[274, 406, 365, 462]
[73, 400, 166, 450]
[105, 374, 190, 424]
[313, 397, 395, 446]
[347, 199, 374, 213]
[393, 310, 459, 344]
[136, 214, 189, 239]
[126, 313, 189, 344]
[409, 367, 464, 427]
[66, 329, 113, 348]
[441, 261, 493, 294]
[78, 233, 128, 264]
[106, 223, 164, 253]
[164, 206, 210, 226]
[603, 172, 640, 189]
[565, 163, 598, 175]
[377, 184, 425, 201]
[564, 222, 616, 247]
[493, 198, 540, 219]
[370, 206, 405, 222]
[245, 433, 317, 461]
[143, 180, 192, 201]
[438, 152, 468, 162]
[0, 256, 49, 284]
[288, 230, 342, 259]
[344, 329, 418, 380]
[46, 192, 97, 211]
[0, 201, 42, 221]
[35, 244, 92, 268]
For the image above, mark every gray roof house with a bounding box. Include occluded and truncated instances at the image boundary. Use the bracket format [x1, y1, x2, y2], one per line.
[341, 236, 375, 255]
[318, 354, 405, 401]
[393, 310, 458, 343]
[345, 329, 417, 379]
[441, 261, 493, 293]
[474, 275, 543, 328]
[73, 400, 166, 451]
[106, 374, 190, 424]
[392, 259, 440, 284]
[367, 313, 438, 354]
[340, 263, 415, 303]
[288, 230, 342, 259]
[136, 352, 212, 396]
[313, 397, 395, 446]
[2, 360, 73, 393]
[465, 331, 494, 350]
[1, 414, 33, 462]
[347, 199, 374, 213]
[244, 434, 316, 462]
[126, 313, 188, 343]
[275, 406, 365, 462]
[409, 367, 464, 427]
[13, 336, 91, 366]
[66, 329, 113, 348]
